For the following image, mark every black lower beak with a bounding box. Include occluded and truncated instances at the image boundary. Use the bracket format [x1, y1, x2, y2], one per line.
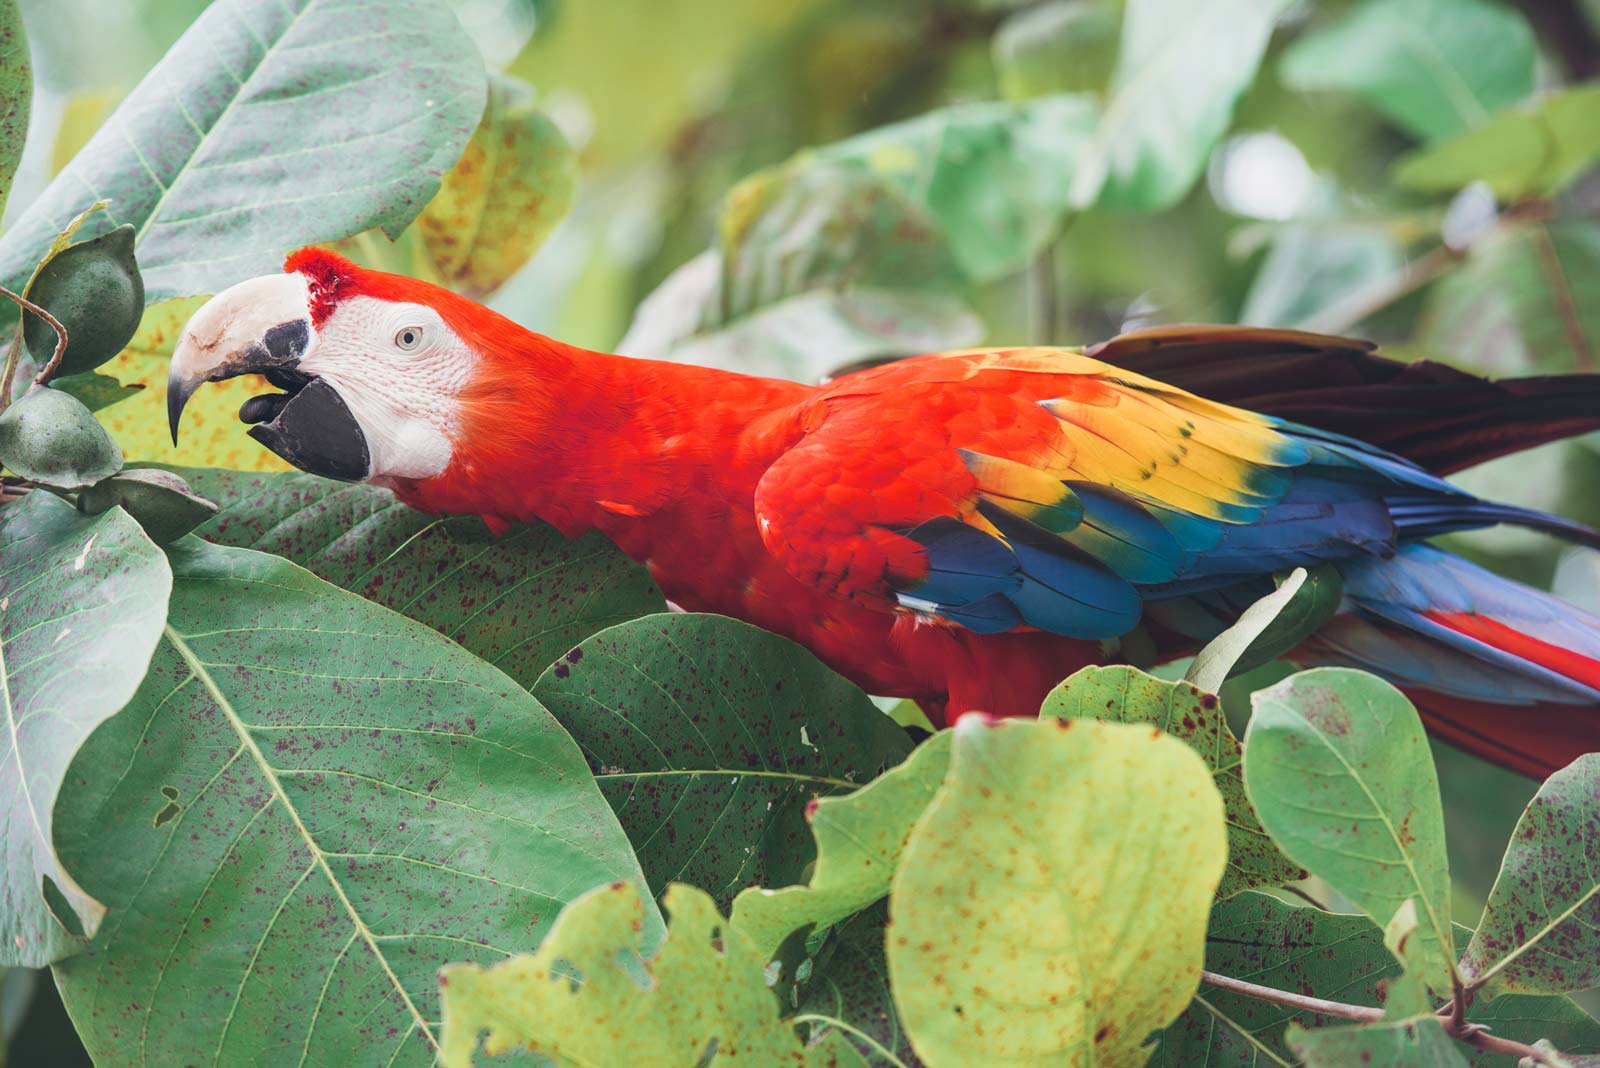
[246, 378, 371, 482]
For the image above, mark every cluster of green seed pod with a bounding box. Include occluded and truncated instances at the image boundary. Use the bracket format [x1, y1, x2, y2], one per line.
[0, 218, 214, 542]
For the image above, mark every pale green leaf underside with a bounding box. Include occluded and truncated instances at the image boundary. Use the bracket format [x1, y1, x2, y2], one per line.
[0, 0, 487, 304]
[0, 493, 169, 966]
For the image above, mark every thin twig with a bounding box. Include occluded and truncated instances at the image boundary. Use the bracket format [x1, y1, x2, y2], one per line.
[0, 327, 22, 412]
[0, 284, 68, 393]
[1299, 243, 1461, 335]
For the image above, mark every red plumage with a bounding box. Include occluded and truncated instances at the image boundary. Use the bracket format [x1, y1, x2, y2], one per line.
[287, 251, 1600, 778]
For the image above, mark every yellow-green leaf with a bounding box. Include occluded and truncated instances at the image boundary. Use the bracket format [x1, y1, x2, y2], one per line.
[730, 731, 953, 961]
[439, 882, 863, 1068]
[1042, 665, 1302, 898]
[416, 74, 577, 300]
[888, 717, 1227, 1067]
[95, 296, 289, 472]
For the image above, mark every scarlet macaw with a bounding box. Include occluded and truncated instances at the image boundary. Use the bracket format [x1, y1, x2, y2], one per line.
[168, 249, 1600, 778]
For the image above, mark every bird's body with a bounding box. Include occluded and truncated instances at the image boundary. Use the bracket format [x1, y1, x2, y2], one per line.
[168, 250, 1600, 777]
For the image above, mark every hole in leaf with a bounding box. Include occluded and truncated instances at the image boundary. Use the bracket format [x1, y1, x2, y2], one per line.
[41, 876, 84, 938]
[153, 802, 181, 828]
[160, 785, 179, 800]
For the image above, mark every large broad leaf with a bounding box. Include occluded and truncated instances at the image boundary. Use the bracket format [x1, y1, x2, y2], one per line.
[1279, 0, 1536, 141]
[1243, 668, 1457, 992]
[1041, 665, 1302, 899]
[1155, 892, 1600, 1067]
[1068, 0, 1294, 212]
[531, 613, 914, 908]
[182, 467, 667, 688]
[0, 0, 486, 305]
[0, 493, 169, 966]
[439, 882, 863, 1068]
[730, 731, 952, 960]
[0, 0, 29, 220]
[1460, 754, 1600, 996]
[807, 95, 1100, 283]
[415, 73, 577, 299]
[621, 250, 981, 381]
[1394, 84, 1600, 200]
[889, 717, 1227, 1067]
[51, 539, 656, 1068]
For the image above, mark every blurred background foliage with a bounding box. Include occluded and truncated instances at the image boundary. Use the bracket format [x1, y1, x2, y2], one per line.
[5, 0, 1600, 1057]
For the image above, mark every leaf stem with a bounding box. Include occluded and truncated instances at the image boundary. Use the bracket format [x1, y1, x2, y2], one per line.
[1200, 970, 1383, 1023]
[791, 1013, 911, 1068]
[1198, 971, 1566, 1065]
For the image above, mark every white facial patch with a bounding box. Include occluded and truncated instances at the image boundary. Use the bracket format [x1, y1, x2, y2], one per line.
[298, 295, 478, 481]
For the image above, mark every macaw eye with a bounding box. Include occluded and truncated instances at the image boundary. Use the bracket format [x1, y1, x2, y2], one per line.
[394, 326, 425, 351]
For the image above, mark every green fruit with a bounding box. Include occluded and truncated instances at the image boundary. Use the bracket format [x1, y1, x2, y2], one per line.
[23, 224, 145, 377]
[78, 468, 219, 544]
[0, 384, 122, 489]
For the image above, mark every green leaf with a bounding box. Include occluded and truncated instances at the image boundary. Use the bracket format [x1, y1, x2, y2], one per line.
[47, 372, 142, 414]
[992, 0, 1120, 101]
[796, 904, 916, 1068]
[1419, 221, 1600, 376]
[1243, 668, 1457, 992]
[532, 612, 914, 907]
[1042, 665, 1302, 899]
[0, 492, 169, 966]
[1280, 0, 1537, 141]
[181, 467, 667, 689]
[415, 73, 578, 299]
[1394, 84, 1600, 200]
[1460, 754, 1600, 996]
[76, 468, 218, 545]
[0, 0, 30, 220]
[52, 538, 656, 1067]
[889, 717, 1227, 1067]
[1289, 1010, 1470, 1067]
[810, 95, 1100, 283]
[1240, 225, 1405, 330]
[1186, 566, 1342, 692]
[730, 731, 952, 960]
[0, 0, 487, 305]
[622, 251, 982, 381]
[439, 882, 864, 1068]
[1069, 0, 1294, 212]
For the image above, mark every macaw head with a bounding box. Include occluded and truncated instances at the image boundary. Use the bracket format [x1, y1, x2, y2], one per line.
[168, 248, 532, 484]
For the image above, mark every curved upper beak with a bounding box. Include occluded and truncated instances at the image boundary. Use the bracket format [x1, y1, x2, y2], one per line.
[168, 273, 371, 481]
